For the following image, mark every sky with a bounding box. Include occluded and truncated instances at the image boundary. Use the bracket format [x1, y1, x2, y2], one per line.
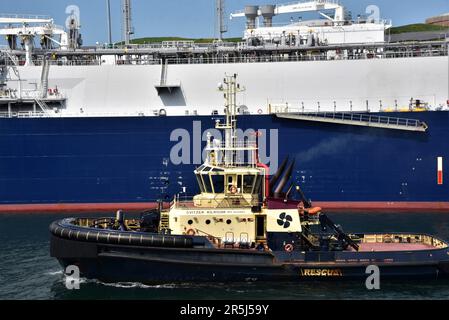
[0, 0, 448, 45]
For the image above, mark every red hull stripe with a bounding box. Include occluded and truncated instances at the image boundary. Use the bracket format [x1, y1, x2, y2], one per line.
[1, 201, 449, 214]
[0, 203, 168, 214]
[314, 202, 449, 213]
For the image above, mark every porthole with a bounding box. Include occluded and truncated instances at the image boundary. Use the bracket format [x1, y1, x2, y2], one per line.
[226, 219, 232, 225]
[188, 220, 193, 225]
[206, 220, 211, 225]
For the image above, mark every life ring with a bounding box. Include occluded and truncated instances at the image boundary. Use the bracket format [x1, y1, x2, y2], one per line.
[186, 229, 196, 236]
[284, 243, 294, 253]
[229, 185, 238, 194]
[257, 109, 263, 114]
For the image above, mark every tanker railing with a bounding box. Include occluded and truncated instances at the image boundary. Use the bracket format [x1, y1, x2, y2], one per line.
[3, 46, 446, 67]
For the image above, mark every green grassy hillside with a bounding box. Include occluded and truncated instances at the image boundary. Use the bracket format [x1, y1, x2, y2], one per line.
[124, 37, 241, 44]
[120, 24, 448, 44]
[389, 23, 448, 34]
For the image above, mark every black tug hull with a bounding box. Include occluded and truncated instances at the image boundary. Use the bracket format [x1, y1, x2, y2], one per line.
[51, 235, 449, 283]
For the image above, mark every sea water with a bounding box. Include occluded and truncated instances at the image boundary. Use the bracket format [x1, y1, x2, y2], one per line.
[1, 212, 449, 300]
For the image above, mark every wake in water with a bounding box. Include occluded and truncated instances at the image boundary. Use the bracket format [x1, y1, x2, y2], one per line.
[49, 269, 264, 292]
[78, 278, 252, 291]
[94, 280, 179, 289]
[45, 270, 63, 276]
[47, 269, 186, 290]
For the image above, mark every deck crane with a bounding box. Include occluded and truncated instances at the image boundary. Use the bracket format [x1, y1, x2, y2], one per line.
[0, 14, 81, 66]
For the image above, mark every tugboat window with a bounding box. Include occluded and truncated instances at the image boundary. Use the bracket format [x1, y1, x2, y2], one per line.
[196, 174, 205, 192]
[254, 175, 263, 194]
[188, 220, 193, 225]
[227, 175, 237, 193]
[237, 175, 243, 192]
[202, 174, 213, 193]
[243, 175, 255, 193]
[226, 219, 232, 225]
[206, 219, 211, 225]
[211, 174, 225, 193]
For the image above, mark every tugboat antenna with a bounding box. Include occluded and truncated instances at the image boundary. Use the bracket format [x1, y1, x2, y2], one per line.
[217, 74, 245, 166]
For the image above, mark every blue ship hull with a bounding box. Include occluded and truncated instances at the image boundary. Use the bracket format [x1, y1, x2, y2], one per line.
[1, 111, 448, 211]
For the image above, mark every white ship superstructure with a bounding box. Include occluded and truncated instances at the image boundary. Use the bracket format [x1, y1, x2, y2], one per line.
[0, 0, 448, 118]
[231, 0, 390, 45]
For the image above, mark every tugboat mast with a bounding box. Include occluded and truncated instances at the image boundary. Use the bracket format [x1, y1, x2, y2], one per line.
[217, 73, 246, 167]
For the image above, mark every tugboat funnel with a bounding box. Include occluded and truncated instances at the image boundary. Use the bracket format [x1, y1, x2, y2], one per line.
[274, 159, 295, 197]
[269, 156, 289, 195]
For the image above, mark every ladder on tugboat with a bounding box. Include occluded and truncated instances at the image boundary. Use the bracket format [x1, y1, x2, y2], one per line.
[275, 111, 429, 132]
[159, 212, 170, 231]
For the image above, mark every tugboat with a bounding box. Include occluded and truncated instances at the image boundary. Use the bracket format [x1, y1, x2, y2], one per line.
[50, 75, 449, 283]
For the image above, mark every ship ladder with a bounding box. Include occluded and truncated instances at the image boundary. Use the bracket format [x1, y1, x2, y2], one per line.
[3, 51, 20, 79]
[34, 98, 52, 115]
[159, 212, 170, 232]
[275, 112, 429, 132]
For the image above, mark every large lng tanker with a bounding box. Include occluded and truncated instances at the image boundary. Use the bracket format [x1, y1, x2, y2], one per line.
[0, 0, 448, 212]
